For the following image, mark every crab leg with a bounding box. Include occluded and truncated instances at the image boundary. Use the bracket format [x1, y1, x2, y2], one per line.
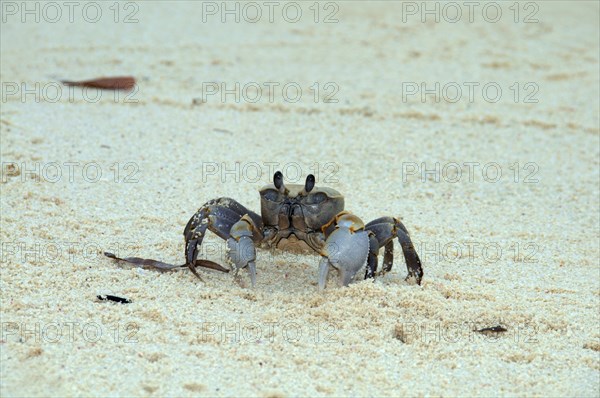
[183, 198, 263, 280]
[105, 197, 262, 280]
[365, 216, 423, 285]
[365, 232, 380, 279]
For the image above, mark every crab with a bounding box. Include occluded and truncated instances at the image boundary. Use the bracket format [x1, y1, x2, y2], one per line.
[105, 171, 423, 290]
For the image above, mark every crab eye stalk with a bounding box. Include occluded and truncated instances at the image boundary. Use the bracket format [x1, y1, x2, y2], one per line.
[273, 171, 285, 193]
[304, 174, 315, 193]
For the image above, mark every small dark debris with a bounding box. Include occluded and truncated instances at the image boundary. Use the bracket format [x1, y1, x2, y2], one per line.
[213, 128, 233, 135]
[474, 325, 507, 335]
[393, 324, 406, 343]
[97, 294, 132, 304]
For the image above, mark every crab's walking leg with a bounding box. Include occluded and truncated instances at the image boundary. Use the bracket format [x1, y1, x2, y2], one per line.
[365, 233, 380, 279]
[365, 217, 423, 285]
[183, 198, 263, 280]
[318, 213, 370, 290]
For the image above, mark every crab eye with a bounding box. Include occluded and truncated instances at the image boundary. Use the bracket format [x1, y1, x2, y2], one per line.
[307, 192, 327, 204]
[262, 190, 280, 202]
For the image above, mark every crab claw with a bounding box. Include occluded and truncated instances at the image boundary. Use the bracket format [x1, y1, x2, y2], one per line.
[318, 213, 369, 290]
[226, 215, 258, 287]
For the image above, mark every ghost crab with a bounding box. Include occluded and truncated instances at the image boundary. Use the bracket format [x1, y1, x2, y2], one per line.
[105, 171, 423, 290]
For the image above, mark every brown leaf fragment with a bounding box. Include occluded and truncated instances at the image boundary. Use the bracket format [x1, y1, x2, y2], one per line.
[62, 76, 136, 90]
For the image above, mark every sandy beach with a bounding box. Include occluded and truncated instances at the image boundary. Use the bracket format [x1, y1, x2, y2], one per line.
[1, 1, 599, 396]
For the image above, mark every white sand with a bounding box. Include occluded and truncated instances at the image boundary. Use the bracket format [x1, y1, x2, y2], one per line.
[1, 1, 599, 396]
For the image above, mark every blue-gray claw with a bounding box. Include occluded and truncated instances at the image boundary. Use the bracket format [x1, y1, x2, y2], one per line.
[226, 215, 258, 287]
[318, 213, 369, 291]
